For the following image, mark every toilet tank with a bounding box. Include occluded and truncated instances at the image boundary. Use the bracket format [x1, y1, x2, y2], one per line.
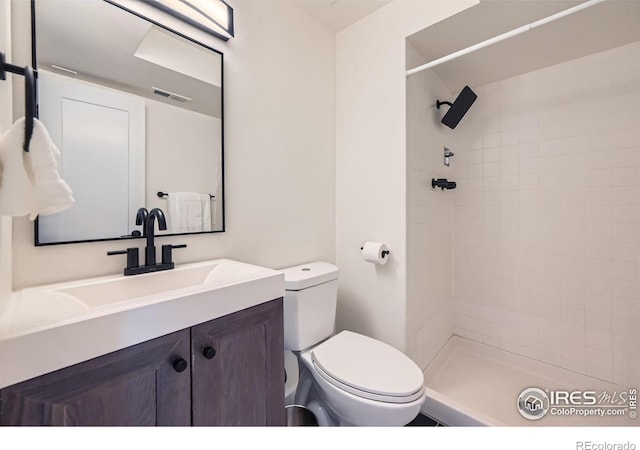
[281, 262, 339, 351]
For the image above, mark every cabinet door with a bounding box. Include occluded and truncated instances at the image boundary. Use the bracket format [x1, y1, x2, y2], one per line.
[191, 299, 285, 426]
[0, 330, 191, 426]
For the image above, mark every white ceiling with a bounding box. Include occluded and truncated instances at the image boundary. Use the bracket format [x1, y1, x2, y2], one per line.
[35, 0, 222, 117]
[407, 0, 640, 92]
[289, 0, 391, 32]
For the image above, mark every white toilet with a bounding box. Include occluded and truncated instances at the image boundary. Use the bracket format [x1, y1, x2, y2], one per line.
[281, 261, 426, 426]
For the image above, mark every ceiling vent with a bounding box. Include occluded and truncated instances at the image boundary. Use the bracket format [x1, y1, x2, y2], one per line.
[152, 87, 191, 103]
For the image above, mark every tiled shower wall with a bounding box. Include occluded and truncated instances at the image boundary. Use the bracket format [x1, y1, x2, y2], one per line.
[406, 44, 455, 370]
[452, 42, 640, 386]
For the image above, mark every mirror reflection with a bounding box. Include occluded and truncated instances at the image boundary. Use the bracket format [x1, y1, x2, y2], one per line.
[34, 0, 224, 245]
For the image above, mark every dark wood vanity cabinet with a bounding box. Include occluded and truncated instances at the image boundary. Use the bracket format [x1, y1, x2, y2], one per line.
[0, 329, 192, 426]
[0, 299, 285, 426]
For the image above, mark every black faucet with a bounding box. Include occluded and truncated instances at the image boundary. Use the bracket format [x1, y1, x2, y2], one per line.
[108, 207, 186, 276]
[135, 207, 149, 237]
[145, 208, 167, 266]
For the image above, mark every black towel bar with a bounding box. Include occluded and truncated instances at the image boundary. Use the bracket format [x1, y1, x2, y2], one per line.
[0, 52, 36, 152]
[157, 191, 215, 199]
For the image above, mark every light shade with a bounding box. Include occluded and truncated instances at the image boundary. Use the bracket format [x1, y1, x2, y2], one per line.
[146, 0, 234, 41]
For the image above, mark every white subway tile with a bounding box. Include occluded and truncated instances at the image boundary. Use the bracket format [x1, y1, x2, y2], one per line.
[561, 340, 586, 363]
[562, 153, 586, 171]
[519, 157, 540, 174]
[587, 150, 616, 169]
[500, 159, 519, 176]
[561, 171, 586, 189]
[586, 168, 613, 187]
[614, 110, 640, 131]
[446, 44, 638, 385]
[586, 187, 613, 206]
[586, 329, 612, 352]
[586, 365, 614, 383]
[562, 188, 586, 206]
[611, 71, 640, 93]
[585, 222, 612, 242]
[484, 132, 501, 148]
[585, 348, 613, 372]
[500, 144, 520, 161]
[587, 132, 614, 152]
[612, 240, 640, 262]
[586, 311, 612, 333]
[585, 294, 612, 314]
[501, 130, 520, 146]
[613, 44, 640, 74]
[613, 205, 640, 224]
[484, 162, 500, 177]
[500, 175, 519, 191]
[540, 139, 564, 157]
[586, 204, 613, 223]
[612, 260, 637, 281]
[484, 146, 501, 163]
[614, 128, 640, 149]
[613, 167, 639, 186]
[540, 155, 563, 173]
[519, 126, 540, 144]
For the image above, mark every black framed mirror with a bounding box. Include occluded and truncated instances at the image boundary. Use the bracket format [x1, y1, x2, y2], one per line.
[32, 0, 225, 246]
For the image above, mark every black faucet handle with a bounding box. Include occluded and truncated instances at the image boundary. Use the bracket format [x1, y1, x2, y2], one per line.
[162, 244, 187, 265]
[107, 248, 140, 272]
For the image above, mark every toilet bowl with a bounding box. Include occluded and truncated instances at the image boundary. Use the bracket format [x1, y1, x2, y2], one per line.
[284, 350, 299, 406]
[281, 262, 426, 426]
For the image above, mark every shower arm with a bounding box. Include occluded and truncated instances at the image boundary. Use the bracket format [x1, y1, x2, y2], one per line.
[436, 100, 453, 109]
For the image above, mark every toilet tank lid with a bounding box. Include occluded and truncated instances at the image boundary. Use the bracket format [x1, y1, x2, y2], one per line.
[281, 262, 338, 291]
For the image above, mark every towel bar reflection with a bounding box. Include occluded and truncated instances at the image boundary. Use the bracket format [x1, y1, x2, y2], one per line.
[0, 52, 36, 152]
[157, 191, 215, 199]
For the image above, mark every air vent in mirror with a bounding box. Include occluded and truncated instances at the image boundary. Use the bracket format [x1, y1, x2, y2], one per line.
[151, 87, 191, 103]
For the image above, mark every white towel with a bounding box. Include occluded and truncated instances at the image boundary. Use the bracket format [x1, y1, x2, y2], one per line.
[0, 118, 74, 220]
[167, 192, 211, 233]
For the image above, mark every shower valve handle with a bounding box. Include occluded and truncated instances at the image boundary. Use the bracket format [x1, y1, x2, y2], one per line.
[432, 178, 457, 190]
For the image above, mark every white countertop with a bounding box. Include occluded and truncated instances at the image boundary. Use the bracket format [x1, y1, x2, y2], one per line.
[0, 259, 284, 389]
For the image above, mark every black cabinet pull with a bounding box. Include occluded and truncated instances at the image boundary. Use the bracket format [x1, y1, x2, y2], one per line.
[173, 357, 188, 373]
[202, 347, 216, 360]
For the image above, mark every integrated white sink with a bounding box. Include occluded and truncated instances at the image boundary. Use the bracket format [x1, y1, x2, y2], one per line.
[57, 264, 218, 308]
[53, 259, 265, 309]
[0, 259, 284, 389]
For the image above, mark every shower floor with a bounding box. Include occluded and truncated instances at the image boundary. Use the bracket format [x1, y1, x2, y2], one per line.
[422, 337, 635, 427]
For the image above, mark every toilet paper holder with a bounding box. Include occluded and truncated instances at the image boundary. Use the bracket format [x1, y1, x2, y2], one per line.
[360, 246, 390, 258]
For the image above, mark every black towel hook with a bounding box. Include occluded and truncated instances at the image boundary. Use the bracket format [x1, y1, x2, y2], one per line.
[0, 52, 36, 152]
[23, 67, 35, 152]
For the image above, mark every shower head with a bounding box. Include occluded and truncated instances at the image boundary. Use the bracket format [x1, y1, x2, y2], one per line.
[436, 85, 477, 129]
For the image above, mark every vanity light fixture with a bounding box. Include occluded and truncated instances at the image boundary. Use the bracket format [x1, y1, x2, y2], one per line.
[146, 0, 234, 41]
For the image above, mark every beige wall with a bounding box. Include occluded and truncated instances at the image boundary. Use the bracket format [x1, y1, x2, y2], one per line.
[0, 0, 13, 301]
[7, 0, 336, 289]
[335, 0, 477, 352]
[405, 42, 455, 370]
[145, 99, 223, 230]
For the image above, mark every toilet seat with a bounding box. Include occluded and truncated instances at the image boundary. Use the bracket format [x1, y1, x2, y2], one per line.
[309, 331, 425, 404]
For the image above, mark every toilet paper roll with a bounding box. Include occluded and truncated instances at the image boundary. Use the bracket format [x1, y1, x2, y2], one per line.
[362, 241, 390, 265]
